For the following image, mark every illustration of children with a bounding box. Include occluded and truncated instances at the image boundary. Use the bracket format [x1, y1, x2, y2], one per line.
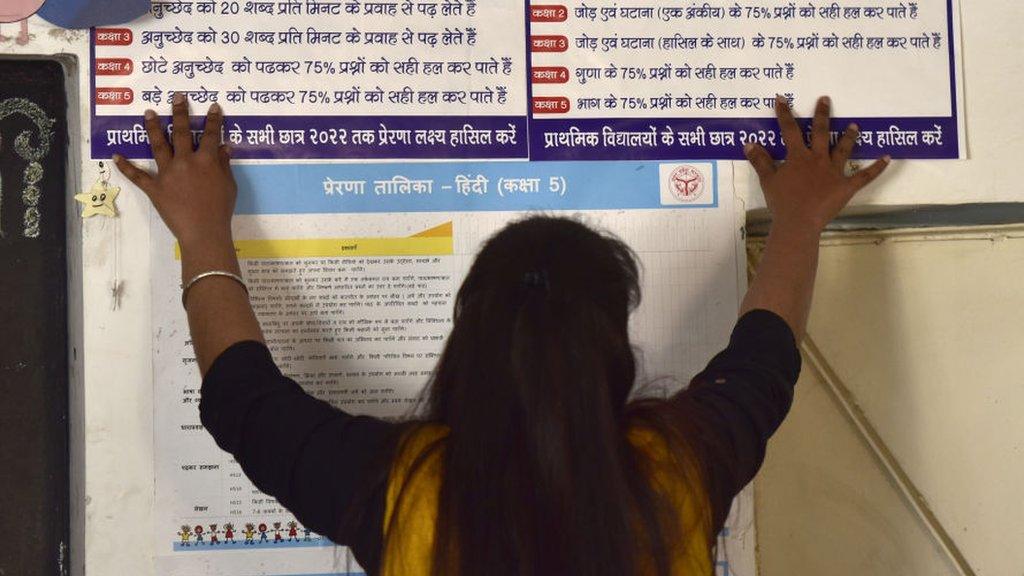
[258, 523, 269, 543]
[287, 521, 299, 542]
[224, 522, 235, 544]
[209, 524, 219, 545]
[273, 521, 283, 543]
[178, 525, 192, 547]
[193, 525, 205, 545]
[243, 523, 255, 545]
[303, 526, 311, 541]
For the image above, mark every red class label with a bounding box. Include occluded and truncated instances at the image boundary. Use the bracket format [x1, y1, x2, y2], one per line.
[95, 87, 134, 105]
[94, 28, 133, 45]
[530, 35, 568, 52]
[94, 58, 134, 75]
[531, 5, 567, 22]
[531, 66, 569, 84]
[532, 97, 570, 114]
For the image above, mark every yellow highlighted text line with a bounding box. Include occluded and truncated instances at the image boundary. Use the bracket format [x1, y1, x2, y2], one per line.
[175, 236, 453, 260]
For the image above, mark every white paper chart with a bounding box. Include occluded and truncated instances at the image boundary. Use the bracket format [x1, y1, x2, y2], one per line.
[94, 0, 965, 161]
[150, 160, 757, 575]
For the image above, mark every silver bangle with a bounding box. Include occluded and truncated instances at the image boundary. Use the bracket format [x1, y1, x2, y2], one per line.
[181, 270, 249, 309]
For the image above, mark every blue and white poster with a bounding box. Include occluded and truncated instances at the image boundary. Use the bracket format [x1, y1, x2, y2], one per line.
[92, 0, 964, 161]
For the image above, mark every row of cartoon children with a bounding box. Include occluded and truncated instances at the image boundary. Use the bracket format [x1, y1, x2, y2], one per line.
[177, 520, 320, 545]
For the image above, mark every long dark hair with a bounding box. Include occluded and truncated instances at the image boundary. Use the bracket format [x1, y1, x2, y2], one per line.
[406, 216, 708, 575]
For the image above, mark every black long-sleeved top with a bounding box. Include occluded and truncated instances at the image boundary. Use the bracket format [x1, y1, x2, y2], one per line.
[199, 309, 800, 574]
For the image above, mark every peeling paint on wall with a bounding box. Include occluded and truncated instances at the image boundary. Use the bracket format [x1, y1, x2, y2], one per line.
[0, 20, 31, 45]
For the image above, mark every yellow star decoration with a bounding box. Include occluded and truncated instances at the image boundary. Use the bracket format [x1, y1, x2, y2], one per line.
[74, 181, 120, 218]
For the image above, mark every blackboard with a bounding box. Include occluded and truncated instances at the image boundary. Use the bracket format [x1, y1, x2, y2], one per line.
[0, 59, 69, 576]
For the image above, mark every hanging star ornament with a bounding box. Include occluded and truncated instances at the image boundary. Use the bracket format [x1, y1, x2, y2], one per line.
[75, 180, 119, 218]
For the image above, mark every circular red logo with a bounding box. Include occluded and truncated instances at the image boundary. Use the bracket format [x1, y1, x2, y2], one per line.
[668, 165, 704, 202]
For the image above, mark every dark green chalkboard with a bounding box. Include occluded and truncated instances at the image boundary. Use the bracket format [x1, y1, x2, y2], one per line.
[0, 59, 69, 576]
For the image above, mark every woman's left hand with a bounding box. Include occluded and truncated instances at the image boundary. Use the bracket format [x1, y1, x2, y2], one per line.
[113, 93, 237, 251]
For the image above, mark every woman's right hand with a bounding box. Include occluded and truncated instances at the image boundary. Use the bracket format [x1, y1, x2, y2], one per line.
[744, 95, 891, 234]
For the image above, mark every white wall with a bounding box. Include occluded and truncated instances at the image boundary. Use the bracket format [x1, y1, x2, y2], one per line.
[755, 368, 959, 575]
[1, 2, 1022, 573]
[754, 225, 1024, 576]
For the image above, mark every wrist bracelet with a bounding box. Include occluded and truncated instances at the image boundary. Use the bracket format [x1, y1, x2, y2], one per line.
[181, 270, 249, 309]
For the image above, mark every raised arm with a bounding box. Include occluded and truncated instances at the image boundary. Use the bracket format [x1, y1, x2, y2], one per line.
[114, 97, 397, 570]
[114, 92, 259, 375]
[741, 95, 890, 339]
[668, 96, 892, 530]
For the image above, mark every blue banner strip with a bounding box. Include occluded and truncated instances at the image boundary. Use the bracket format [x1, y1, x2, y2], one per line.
[172, 538, 331, 552]
[93, 114, 529, 160]
[93, 113, 958, 161]
[230, 160, 718, 215]
[529, 116, 959, 160]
